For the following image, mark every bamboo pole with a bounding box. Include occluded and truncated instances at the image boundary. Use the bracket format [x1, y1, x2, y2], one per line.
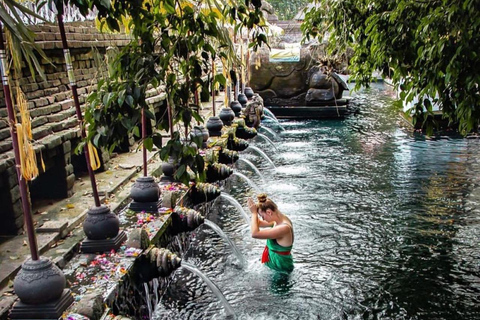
[211, 58, 216, 116]
[57, 13, 100, 207]
[142, 109, 147, 177]
[0, 24, 39, 260]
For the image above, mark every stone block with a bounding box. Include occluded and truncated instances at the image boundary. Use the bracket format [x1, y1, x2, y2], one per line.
[44, 32, 56, 41]
[47, 113, 67, 123]
[14, 210, 25, 230]
[70, 291, 104, 320]
[6, 166, 18, 188]
[0, 127, 11, 140]
[50, 122, 64, 132]
[0, 138, 12, 153]
[64, 153, 71, 166]
[0, 119, 7, 129]
[36, 220, 68, 233]
[60, 99, 74, 110]
[63, 117, 79, 130]
[32, 125, 52, 140]
[31, 117, 48, 129]
[26, 90, 45, 100]
[48, 135, 64, 150]
[65, 163, 74, 175]
[0, 156, 14, 173]
[37, 81, 50, 90]
[35, 97, 49, 107]
[66, 173, 75, 190]
[10, 185, 21, 202]
[63, 141, 72, 154]
[44, 87, 59, 96]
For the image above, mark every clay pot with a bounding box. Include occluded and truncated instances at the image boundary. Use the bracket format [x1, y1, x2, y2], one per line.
[230, 100, 242, 117]
[244, 86, 254, 99]
[206, 116, 223, 136]
[238, 93, 248, 106]
[219, 107, 235, 126]
[161, 157, 178, 181]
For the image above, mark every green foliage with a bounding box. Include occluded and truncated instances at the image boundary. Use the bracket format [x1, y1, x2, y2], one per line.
[81, 0, 268, 182]
[268, 0, 309, 20]
[159, 132, 205, 185]
[302, 0, 480, 135]
[1, 0, 49, 80]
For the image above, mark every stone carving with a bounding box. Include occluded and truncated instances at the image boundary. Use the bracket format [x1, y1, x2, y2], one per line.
[249, 46, 349, 107]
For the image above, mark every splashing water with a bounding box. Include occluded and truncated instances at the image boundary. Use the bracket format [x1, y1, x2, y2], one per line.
[259, 125, 279, 140]
[245, 145, 276, 168]
[204, 219, 246, 268]
[256, 133, 278, 151]
[144, 282, 153, 319]
[236, 158, 265, 183]
[181, 262, 235, 317]
[231, 172, 261, 192]
[263, 108, 279, 122]
[217, 193, 251, 225]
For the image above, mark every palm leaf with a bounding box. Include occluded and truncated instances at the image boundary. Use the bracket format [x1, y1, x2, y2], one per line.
[0, 0, 48, 80]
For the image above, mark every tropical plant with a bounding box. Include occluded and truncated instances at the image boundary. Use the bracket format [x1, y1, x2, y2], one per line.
[302, 0, 480, 135]
[268, 0, 309, 20]
[0, 0, 49, 79]
[81, 0, 268, 184]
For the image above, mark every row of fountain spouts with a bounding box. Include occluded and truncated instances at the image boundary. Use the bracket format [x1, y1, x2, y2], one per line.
[136, 112, 285, 319]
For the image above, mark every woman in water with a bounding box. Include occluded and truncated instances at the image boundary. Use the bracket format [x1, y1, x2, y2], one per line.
[247, 193, 294, 272]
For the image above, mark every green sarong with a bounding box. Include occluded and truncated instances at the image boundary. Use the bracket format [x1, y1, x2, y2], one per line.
[261, 238, 294, 273]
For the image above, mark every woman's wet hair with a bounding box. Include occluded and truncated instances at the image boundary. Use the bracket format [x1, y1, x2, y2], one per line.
[257, 193, 278, 212]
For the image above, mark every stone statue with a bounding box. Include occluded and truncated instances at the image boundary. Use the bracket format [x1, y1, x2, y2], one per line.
[244, 93, 264, 128]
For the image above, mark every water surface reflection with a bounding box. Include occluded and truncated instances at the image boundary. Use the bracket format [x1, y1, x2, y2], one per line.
[155, 84, 480, 320]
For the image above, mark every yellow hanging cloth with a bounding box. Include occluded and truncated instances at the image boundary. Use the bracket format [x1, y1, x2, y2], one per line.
[88, 142, 101, 171]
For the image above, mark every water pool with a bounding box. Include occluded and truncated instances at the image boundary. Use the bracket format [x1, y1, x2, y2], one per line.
[154, 84, 480, 320]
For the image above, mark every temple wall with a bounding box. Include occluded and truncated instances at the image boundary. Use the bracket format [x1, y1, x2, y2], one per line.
[0, 21, 166, 235]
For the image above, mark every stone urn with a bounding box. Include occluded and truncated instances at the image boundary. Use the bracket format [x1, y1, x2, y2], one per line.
[130, 176, 160, 203]
[83, 205, 120, 240]
[161, 157, 178, 182]
[14, 257, 66, 305]
[198, 125, 209, 148]
[244, 86, 254, 99]
[230, 100, 242, 117]
[238, 93, 248, 107]
[206, 116, 223, 136]
[219, 107, 235, 126]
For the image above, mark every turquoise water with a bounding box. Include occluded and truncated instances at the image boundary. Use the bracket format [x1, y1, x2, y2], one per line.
[154, 84, 480, 319]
